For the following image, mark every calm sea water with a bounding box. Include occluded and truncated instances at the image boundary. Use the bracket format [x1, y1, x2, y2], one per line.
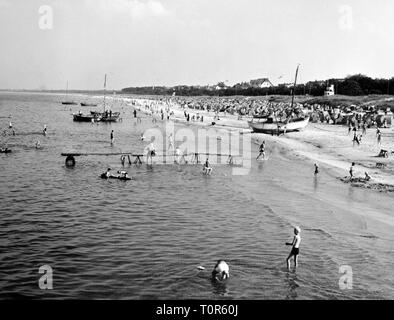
[0, 92, 393, 299]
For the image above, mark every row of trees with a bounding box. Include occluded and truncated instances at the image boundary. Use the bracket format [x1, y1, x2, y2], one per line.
[121, 75, 394, 97]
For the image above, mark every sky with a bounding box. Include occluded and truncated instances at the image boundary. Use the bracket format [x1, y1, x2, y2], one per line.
[0, 0, 394, 90]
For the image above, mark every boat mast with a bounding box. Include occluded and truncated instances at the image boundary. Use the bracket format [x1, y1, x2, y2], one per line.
[290, 64, 300, 109]
[103, 74, 107, 112]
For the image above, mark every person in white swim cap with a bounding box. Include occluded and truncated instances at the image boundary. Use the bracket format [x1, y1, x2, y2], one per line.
[212, 260, 229, 281]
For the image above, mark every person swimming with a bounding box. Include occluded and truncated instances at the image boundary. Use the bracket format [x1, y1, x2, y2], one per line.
[35, 140, 41, 149]
[286, 226, 301, 269]
[212, 260, 229, 281]
[104, 168, 112, 178]
[140, 133, 145, 141]
[117, 170, 129, 179]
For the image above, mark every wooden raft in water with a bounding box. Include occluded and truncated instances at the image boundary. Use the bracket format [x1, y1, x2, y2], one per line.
[61, 151, 241, 167]
[61, 152, 144, 166]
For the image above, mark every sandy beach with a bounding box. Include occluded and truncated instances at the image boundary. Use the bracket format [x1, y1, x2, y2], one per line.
[128, 96, 394, 192]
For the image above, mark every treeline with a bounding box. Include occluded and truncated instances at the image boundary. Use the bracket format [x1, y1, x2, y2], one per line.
[121, 75, 394, 97]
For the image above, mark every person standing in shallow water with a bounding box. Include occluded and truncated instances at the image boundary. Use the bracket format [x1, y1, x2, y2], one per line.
[256, 141, 266, 160]
[110, 130, 114, 145]
[314, 163, 319, 175]
[349, 162, 355, 179]
[286, 226, 301, 269]
[376, 128, 382, 145]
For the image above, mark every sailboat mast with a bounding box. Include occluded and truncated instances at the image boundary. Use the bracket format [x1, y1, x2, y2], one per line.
[290, 64, 300, 109]
[103, 74, 107, 112]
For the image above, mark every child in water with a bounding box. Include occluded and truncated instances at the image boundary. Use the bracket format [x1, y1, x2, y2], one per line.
[286, 226, 301, 269]
[203, 158, 212, 175]
[349, 162, 355, 179]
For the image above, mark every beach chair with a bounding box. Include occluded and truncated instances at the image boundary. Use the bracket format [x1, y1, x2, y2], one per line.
[378, 149, 389, 158]
[376, 162, 386, 168]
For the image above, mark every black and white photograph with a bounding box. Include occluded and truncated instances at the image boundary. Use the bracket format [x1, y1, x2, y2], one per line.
[0, 0, 393, 309]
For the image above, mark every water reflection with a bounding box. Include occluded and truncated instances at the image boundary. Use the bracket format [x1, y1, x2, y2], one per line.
[313, 175, 318, 192]
[284, 270, 299, 300]
[211, 278, 229, 297]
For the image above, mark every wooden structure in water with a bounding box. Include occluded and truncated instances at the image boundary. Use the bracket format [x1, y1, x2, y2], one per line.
[61, 152, 144, 167]
[61, 151, 241, 167]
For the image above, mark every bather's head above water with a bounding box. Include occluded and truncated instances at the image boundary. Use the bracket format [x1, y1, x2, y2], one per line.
[212, 260, 229, 281]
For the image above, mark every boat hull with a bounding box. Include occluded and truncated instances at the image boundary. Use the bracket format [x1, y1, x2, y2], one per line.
[73, 114, 101, 122]
[81, 103, 98, 107]
[248, 117, 309, 133]
[62, 101, 78, 105]
[91, 111, 121, 122]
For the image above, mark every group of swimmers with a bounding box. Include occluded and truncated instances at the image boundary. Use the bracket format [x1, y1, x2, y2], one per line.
[4, 122, 47, 135]
[102, 168, 130, 180]
[0, 147, 11, 153]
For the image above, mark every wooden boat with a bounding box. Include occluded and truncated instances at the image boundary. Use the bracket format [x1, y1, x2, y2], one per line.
[61, 81, 77, 105]
[91, 111, 120, 122]
[248, 116, 309, 133]
[90, 75, 121, 122]
[73, 113, 101, 122]
[0, 148, 12, 153]
[81, 102, 98, 107]
[248, 64, 308, 134]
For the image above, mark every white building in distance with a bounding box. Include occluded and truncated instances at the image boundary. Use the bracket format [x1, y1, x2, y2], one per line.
[324, 84, 335, 96]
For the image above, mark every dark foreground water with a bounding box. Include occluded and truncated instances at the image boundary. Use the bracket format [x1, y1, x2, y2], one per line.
[0, 92, 393, 299]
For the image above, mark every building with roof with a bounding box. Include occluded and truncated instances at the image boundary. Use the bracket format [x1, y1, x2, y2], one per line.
[249, 78, 274, 88]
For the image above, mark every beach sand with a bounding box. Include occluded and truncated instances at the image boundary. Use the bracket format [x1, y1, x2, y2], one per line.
[127, 97, 394, 191]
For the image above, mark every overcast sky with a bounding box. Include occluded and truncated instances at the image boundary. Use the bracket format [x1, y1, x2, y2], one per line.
[1, 0, 393, 90]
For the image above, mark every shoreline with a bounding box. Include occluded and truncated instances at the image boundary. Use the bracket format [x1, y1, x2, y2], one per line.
[125, 97, 394, 192]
